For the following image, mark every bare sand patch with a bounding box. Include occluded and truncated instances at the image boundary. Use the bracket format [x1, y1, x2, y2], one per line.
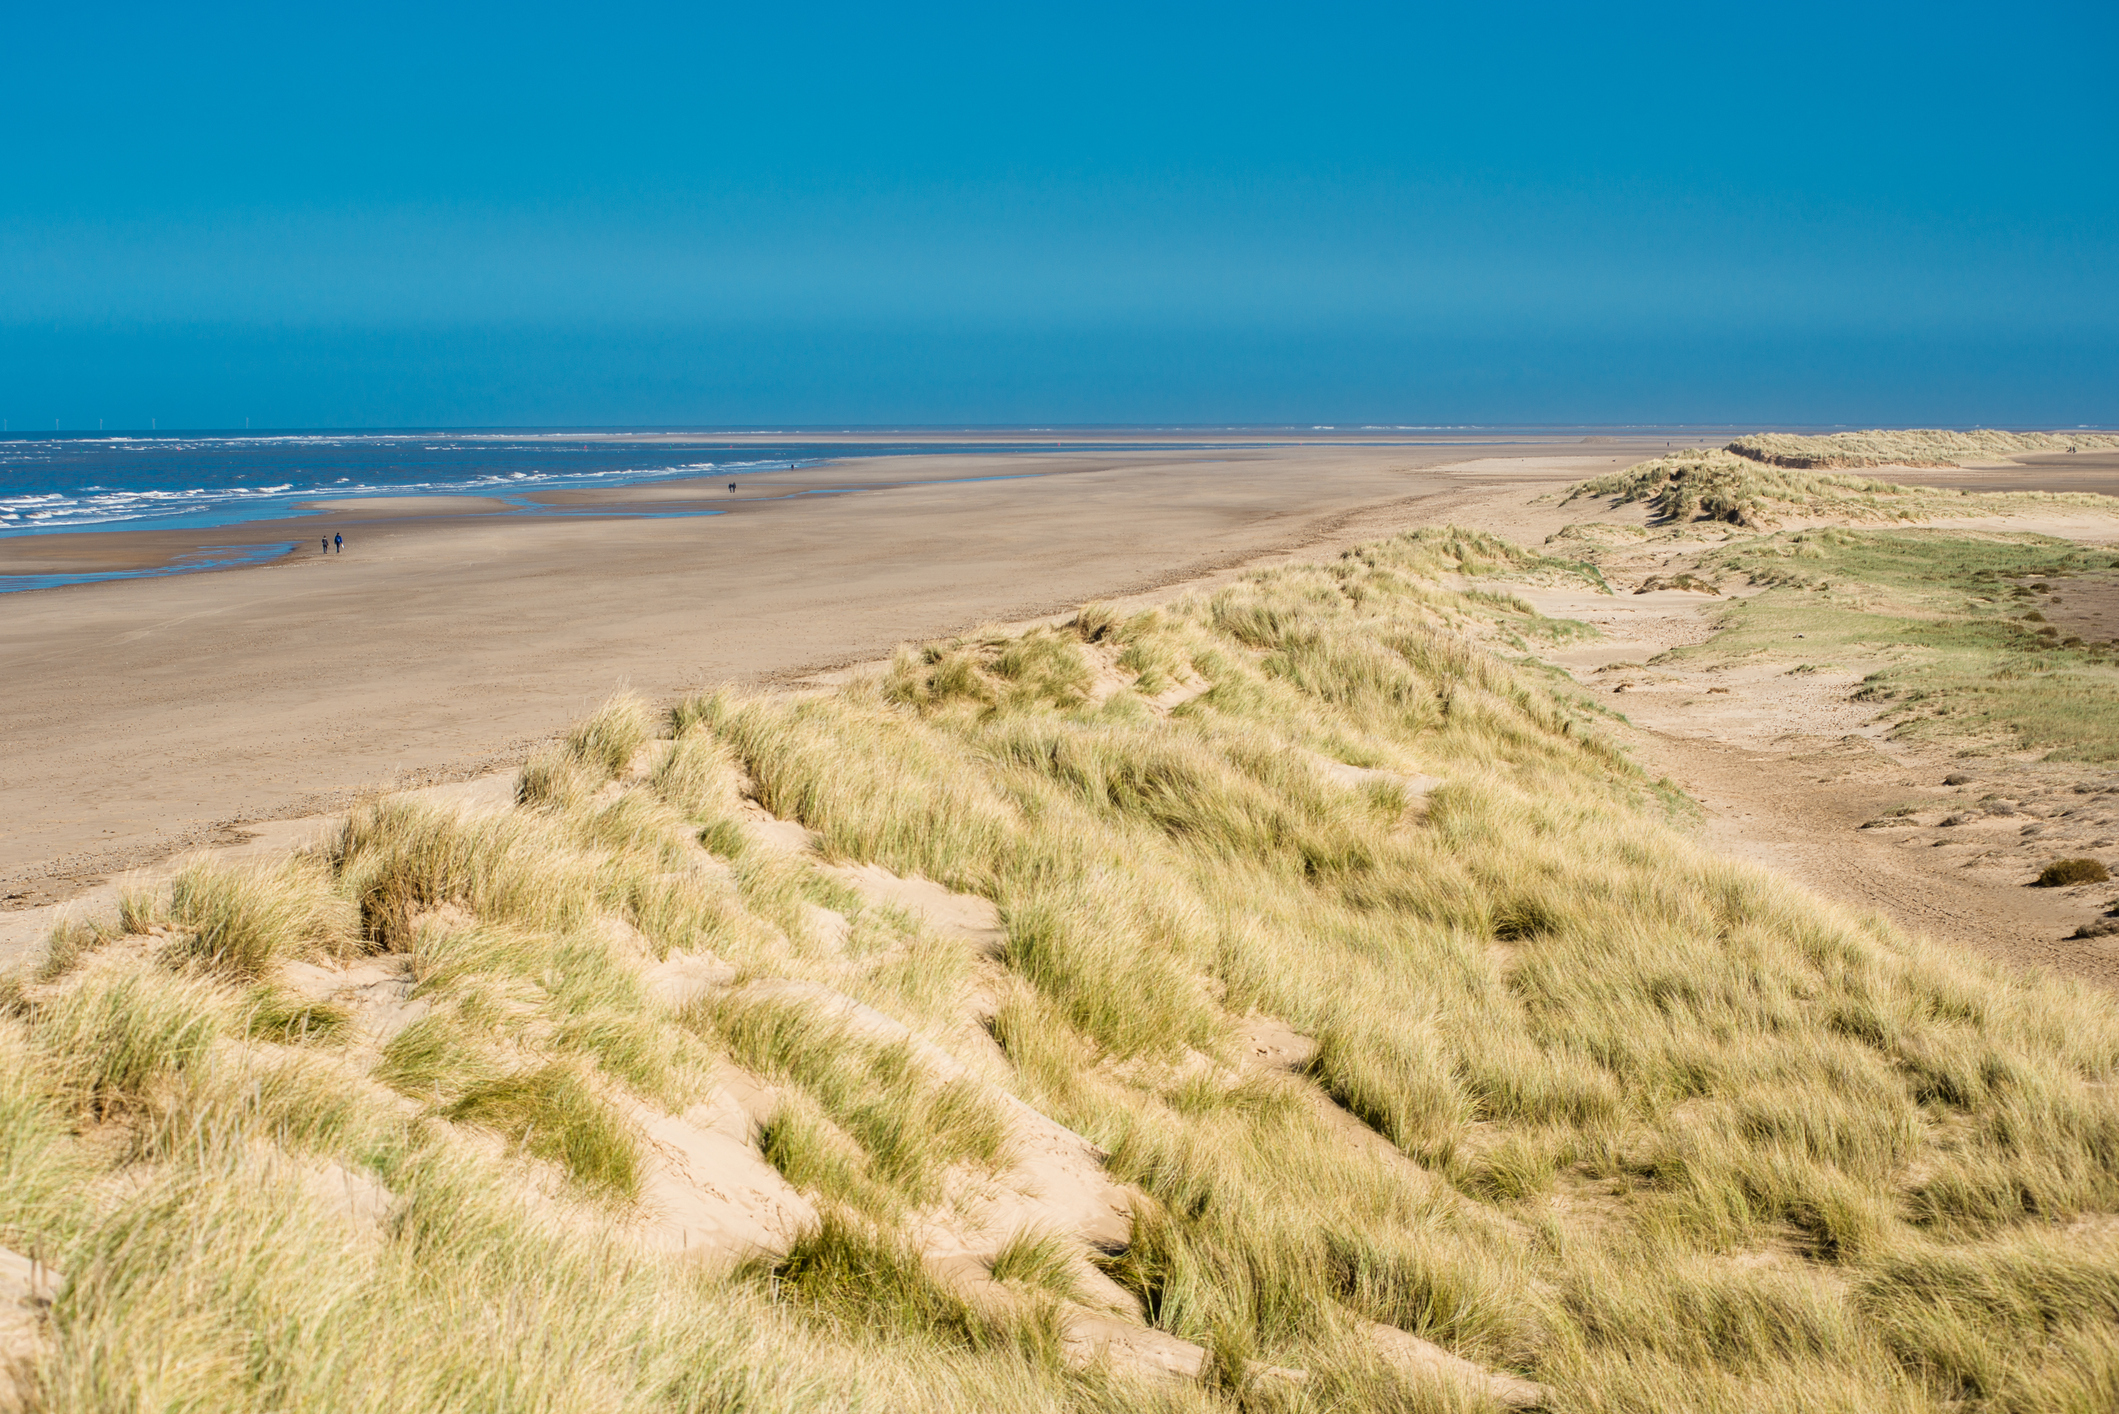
[2035, 567, 2119, 644]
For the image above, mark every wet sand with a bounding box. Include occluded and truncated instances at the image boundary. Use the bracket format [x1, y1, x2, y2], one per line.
[2, 438, 1679, 903]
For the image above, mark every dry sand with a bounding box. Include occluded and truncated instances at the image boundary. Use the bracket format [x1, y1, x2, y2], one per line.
[0, 437, 1674, 906]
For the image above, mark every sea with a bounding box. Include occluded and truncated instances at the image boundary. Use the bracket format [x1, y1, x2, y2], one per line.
[0, 428, 1509, 593]
[0, 431, 874, 537]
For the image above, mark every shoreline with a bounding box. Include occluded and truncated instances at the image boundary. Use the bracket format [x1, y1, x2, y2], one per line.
[0, 435, 1531, 587]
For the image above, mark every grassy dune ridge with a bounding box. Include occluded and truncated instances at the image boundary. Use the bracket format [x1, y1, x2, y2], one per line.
[3, 528, 2117, 1412]
[1568, 450, 2119, 529]
[1727, 430, 2119, 470]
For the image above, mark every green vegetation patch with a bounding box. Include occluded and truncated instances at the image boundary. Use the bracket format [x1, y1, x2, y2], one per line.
[753, 1211, 1067, 1369]
[986, 1228, 1085, 1301]
[1668, 528, 2119, 760]
[23, 959, 227, 1118]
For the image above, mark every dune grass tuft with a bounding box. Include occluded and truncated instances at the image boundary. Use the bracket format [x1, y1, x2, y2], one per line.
[1573, 445, 2119, 529]
[693, 990, 1010, 1213]
[165, 854, 358, 978]
[25, 955, 227, 1118]
[988, 1228, 1086, 1302]
[444, 1063, 644, 1198]
[2036, 858, 2111, 887]
[567, 691, 654, 777]
[760, 1212, 994, 1340]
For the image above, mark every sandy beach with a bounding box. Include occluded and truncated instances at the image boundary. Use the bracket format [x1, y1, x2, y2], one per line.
[1, 436, 1679, 904]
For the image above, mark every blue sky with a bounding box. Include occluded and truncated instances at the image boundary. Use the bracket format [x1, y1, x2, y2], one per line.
[3, 1, 2113, 428]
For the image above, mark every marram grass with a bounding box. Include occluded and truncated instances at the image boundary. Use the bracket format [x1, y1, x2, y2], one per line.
[1728, 428, 2119, 469]
[1570, 448, 2119, 527]
[2, 526, 2115, 1413]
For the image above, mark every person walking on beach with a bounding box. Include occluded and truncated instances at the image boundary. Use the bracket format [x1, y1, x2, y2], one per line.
[728, 482, 736, 494]
[321, 537, 329, 554]
[333, 533, 343, 554]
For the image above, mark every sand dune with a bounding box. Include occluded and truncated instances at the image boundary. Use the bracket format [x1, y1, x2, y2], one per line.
[11, 537, 2115, 1410]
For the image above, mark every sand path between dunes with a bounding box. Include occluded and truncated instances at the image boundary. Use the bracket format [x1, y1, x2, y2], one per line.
[1436, 484, 2119, 992]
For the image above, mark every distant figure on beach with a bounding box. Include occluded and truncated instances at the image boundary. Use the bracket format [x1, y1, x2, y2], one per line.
[728, 482, 736, 494]
[321, 537, 329, 554]
[334, 533, 343, 553]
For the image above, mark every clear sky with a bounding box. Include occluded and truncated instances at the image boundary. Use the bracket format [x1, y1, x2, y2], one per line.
[3, 1, 2113, 428]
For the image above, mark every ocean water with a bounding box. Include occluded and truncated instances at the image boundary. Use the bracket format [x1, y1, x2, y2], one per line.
[0, 432, 834, 538]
